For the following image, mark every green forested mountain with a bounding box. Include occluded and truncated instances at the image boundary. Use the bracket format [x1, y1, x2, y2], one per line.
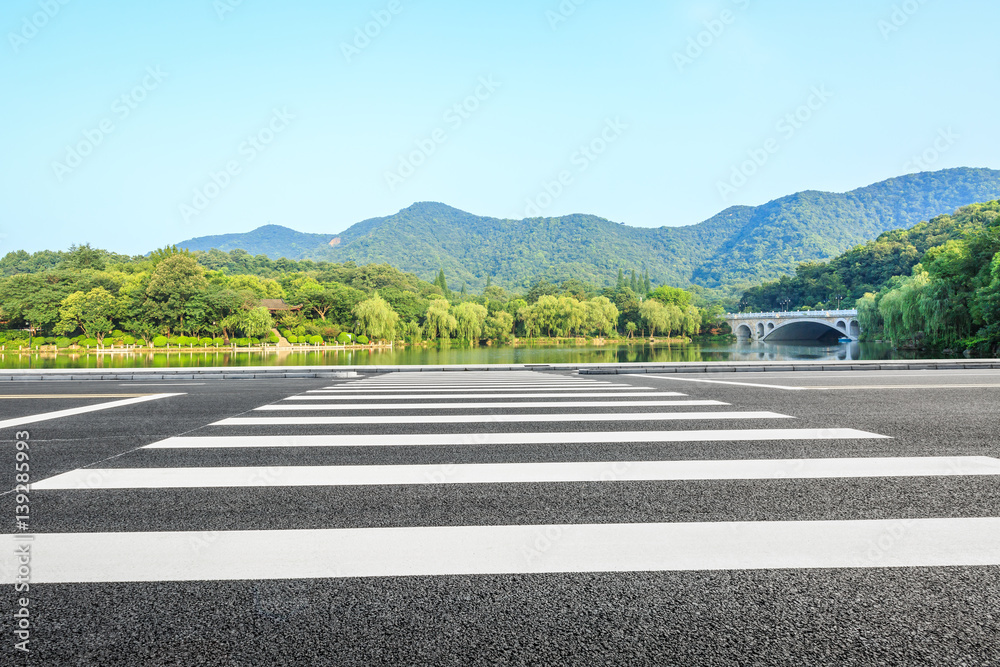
[175, 168, 1000, 292]
[739, 206, 988, 311]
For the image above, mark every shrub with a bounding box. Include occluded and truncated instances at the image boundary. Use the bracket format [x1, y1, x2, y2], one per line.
[212, 337, 224, 347]
[267, 333, 279, 344]
[122, 336, 135, 345]
[309, 335, 323, 345]
[280, 329, 293, 339]
[337, 332, 353, 344]
[152, 336, 168, 347]
[82, 338, 98, 348]
[287, 335, 298, 344]
[356, 334, 370, 344]
[56, 337, 72, 349]
[293, 325, 306, 336]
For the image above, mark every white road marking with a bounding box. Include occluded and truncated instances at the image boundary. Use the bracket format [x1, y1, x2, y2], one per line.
[6, 517, 999, 582]
[0, 393, 184, 429]
[144, 428, 888, 449]
[286, 392, 682, 400]
[255, 400, 727, 411]
[322, 384, 619, 390]
[33, 457, 1000, 490]
[213, 411, 792, 426]
[645, 376, 806, 391]
[310, 386, 648, 393]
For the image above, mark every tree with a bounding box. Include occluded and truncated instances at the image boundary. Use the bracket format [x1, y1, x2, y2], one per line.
[625, 321, 637, 338]
[57, 288, 117, 344]
[221, 306, 274, 339]
[352, 292, 399, 341]
[294, 279, 337, 320]
[144, 255, 208, 333]
[485, 311, 514, 342]
[452, 302, 488, 341]
[424, 298, 457, 339]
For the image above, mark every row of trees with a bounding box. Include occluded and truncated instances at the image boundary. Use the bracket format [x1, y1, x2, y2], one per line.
[855, 202, 1000, 350]
[732, 200, 1000, 353]
[0, 244, 725, 347]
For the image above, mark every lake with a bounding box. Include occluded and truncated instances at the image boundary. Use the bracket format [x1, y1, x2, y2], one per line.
[0, 340, 948, 370]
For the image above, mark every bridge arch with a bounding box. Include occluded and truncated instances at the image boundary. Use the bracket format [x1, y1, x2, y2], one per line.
[734, 324, 752, 339]
[762, 318, 849, 342]
[849, 319, 860, 338]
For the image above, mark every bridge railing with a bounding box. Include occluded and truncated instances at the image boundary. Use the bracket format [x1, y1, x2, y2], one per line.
[727, 310, 859, 320]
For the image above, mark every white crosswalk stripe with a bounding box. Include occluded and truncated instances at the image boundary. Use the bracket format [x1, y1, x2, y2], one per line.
[13, 369, 1000, 585]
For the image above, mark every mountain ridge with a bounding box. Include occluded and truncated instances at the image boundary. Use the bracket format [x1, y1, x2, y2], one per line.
[175, 167, 1000, 291]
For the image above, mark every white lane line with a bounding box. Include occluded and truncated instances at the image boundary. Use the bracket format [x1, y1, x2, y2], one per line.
[311, 386, 648, 393]
[255, 400, 727, 411]
[645, 376, 806, 391]
[324, 384, 619, 390]
[213, 412, 792, 426]
[287, 392, 682, 400]
[145, 428, 887, 449]
[7, 518, 999, 582]
[34, 457, 1000, 490]
[124, 383, 205, 387]
[0, 394, 184, 429]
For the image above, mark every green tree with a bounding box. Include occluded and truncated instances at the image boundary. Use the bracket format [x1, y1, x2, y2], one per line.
[452, 302, 488, 341]
[144, 255, 209, 333]
[57, 288, 117, 344]
[352, 292, 400, 341]
[424, 297, 457, 340]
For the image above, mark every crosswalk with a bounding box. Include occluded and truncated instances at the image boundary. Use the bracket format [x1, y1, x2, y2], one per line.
[7, 370, 1000, 583]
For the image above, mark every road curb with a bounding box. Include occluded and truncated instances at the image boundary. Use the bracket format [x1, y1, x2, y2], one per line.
[1, 359, 998, 381]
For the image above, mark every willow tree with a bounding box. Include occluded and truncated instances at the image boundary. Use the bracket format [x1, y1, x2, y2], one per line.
[424, 298, 456, 340]
[352, 292, 399, 342]
[221, 306, 274, 339]
[453, 302, 488, 341]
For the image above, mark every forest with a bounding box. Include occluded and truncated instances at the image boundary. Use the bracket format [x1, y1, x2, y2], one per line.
[0, 246, 717, 351]
[740, 201, 1000, 353]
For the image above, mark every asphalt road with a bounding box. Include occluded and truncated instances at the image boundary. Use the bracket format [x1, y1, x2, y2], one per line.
[1, 368, 999, 666]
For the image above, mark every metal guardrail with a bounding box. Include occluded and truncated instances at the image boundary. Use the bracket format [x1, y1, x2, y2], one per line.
[727, 310, 859, 320]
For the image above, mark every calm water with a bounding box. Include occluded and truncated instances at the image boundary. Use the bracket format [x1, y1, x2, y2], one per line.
[0, 341, 946, 370]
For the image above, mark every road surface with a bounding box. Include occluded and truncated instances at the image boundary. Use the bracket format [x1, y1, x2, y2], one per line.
[2, 368, 999, 665]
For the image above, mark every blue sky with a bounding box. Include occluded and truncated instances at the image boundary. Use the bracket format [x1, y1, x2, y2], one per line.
[2, 0, 998, 254]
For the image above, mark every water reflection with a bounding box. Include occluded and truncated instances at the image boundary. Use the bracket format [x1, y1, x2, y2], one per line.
[0, 340, 934, 370]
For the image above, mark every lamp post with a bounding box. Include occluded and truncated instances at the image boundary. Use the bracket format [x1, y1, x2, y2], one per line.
[779, 299, 791, 313]
[834, 294, 846, 310]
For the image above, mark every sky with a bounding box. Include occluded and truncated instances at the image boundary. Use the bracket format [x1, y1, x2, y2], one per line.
[2, 0, 999, 255]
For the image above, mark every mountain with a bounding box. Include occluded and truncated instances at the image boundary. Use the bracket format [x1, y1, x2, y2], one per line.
[174, 168, 1000, 291]
[177, 225, 334, 258]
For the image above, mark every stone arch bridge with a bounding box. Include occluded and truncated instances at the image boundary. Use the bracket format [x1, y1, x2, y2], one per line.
[726, 310, 861, 342]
